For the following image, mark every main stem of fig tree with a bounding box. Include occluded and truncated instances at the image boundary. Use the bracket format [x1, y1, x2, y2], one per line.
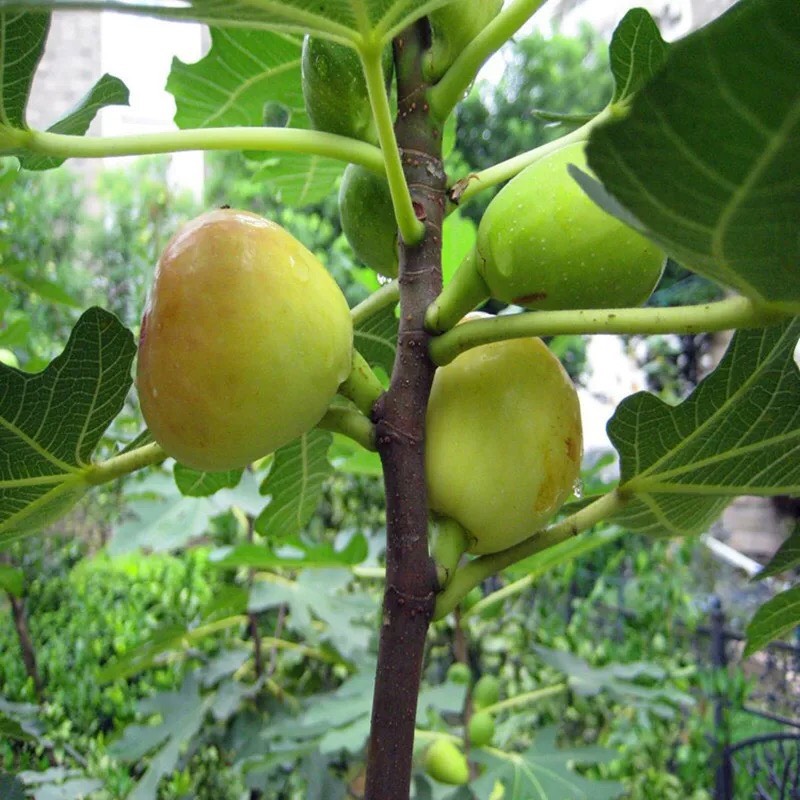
[365, 21, 445, 800]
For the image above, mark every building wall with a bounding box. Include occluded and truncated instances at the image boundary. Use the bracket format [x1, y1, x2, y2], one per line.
[27, 12, 103, 133]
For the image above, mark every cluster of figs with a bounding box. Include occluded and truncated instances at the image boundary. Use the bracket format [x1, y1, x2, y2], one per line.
[136, 13, 665, 782]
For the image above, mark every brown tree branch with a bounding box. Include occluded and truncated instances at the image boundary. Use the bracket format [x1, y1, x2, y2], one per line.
[1, 552, 45, 702]
[364, 20, 445, 800]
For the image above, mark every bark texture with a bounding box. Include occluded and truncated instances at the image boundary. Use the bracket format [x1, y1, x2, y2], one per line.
[364, 20, 446, 800]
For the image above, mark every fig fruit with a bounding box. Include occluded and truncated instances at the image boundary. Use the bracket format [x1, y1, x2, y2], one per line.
[468, 710, 495, 747]
[447, 662, 473, 685]
[426, 142, 666, 332]
[425, 0, 504, 81]
[338, 164, 398, 277]
[301, 37, 392, 144]
[472, 675, 500, 710]
[425, 335, 582, 554]
[424, 739, 469, 786]
[137, 208, 353, 471]
[476, 142, 665, 310]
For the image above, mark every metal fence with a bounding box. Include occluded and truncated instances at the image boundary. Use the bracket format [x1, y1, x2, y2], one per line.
[532, 568, 800, 799]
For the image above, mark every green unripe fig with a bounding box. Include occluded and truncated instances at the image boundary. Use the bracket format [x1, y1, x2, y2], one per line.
[339, 164, 398, 277]
[472, 675, 500, 710]
[427, 142, 666, 332]
[137, 208, 353, 471]
[425, 0, 504, 81]
[479, 142, 665, 310]
[424, 739, 469, 786]
[468, 710, 495, 747]
[301, 37, 391, 144]
[447, 662, 472, 685]
[426, 335, 582, 554]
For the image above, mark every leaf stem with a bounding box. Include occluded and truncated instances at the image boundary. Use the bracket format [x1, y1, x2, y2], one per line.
[428, 0, 551, 120]
[317, 405, 376, 451]
[433, 490, 628, 620]
[430, 296, 789, 365]
[452, 108, 614, 207]
[85, 442, 167, 486]
[351, 280, 399, 326]
[17, 126, 384, 170]
[480, 683, 568, 716]
[360, 44, 425, 246]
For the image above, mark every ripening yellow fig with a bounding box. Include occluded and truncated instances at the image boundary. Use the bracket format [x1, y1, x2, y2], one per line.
[425, 335, 582, 554]
[137, 209, 353, 471]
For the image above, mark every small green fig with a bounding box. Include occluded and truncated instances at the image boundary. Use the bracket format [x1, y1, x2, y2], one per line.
[447, 662, 473, 685]
[338, 164, 398, 277]
[472, 675, 500, 710]
[424, 739, 469, 786]
[468, 710, 495, 747]
[137, 209, 353, 471]
[427, 142, 666, 332]
[424, 0, 504, 81]
[425, 335, 582, 554]
[301, 37, 392, 144]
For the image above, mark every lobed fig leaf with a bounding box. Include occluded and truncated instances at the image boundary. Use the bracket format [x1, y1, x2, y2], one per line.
[425, 336, 582, 554]
[137, 209, 353, 471]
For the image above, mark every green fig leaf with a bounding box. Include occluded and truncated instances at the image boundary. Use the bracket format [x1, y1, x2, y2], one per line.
[744, 584, 800, 656]
[0, 308, 135, 547]
[587, 0, 800, 312]
[470, 726, 624, 800]
[255, 430, 333, 540]
[754, 523, 800, 580]
[168, 27, 307, 130]
[608, 8, 669, 104]
[0, 1, 455, 44]
[609, 318, 800, 537]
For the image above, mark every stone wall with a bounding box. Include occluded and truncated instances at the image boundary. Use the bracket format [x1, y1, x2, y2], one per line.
[27, 12, 103, 133]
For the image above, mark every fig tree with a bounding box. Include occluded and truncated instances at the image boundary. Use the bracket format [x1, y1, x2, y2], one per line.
[425, 335, 582, 554]
[338, 164, 398, 277]
[424, 739, 469, 785]
[137, 208, 353, 471]
[424, 0, 504, 81]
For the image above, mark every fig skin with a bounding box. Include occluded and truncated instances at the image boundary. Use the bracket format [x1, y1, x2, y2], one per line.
[338, 164, 398, 277]
[301, 37, 392, 144]
[424, 739, 470, 786]
[468, 710, 495, 747]
[477, 142, 665, 310]
[472, 675, 501, 710]
[425, 335, 582, 555]
[137, 209, 353, 471]
[425, 0, 504, 81]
